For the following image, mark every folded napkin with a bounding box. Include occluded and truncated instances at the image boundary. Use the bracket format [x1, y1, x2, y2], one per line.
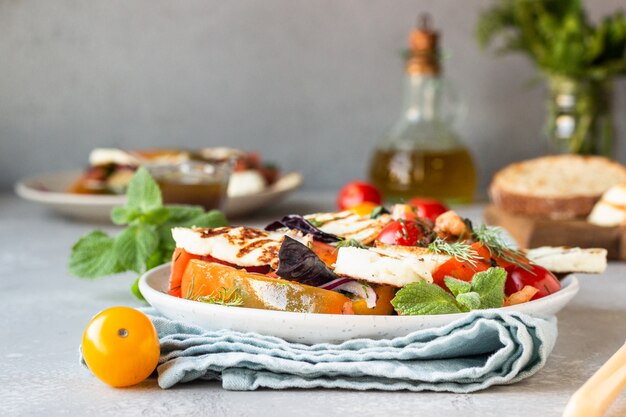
[99, 308, 557, 392]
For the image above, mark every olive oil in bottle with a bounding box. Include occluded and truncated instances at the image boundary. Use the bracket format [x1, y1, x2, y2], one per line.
[369, 15, 477, 204]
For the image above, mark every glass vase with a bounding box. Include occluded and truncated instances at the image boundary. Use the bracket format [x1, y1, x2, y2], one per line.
[545, 75, 614, 156]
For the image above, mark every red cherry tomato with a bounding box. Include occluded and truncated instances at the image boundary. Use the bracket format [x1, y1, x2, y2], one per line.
[337, 181, 382, 211]
[431, 242, 492, 287]
[376, 220, 425, 246]
[408, 198, 448, 222]
[505, 264, 561, 300]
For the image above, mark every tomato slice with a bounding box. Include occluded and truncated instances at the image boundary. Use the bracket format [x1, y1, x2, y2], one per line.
[168, 249, 273, 297]
[432, 242, 492, 286]
[310, 240, 338, 267]
[181, 260, 352, 314]
[168, 248, 200, 297]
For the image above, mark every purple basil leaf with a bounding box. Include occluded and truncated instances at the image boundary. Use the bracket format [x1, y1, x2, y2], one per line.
[265, 215, 340, 243]
[276, 236, 339, 286]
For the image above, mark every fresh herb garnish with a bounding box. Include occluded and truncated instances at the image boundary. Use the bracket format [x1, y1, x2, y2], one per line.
[427, 237, 479, 267]
[369, 205, 390, 219]
[472, 225, 533, 272]
[191, 287, 245, 306]
[335, 239, 368, 249]
[307, 218, 324, 228]
[68, 167, 228, 300]
[184, 274, 244, 306]
[391, 267, 508, 315]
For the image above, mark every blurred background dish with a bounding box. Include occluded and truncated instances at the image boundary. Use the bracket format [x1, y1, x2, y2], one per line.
[15, 170, 302, 221]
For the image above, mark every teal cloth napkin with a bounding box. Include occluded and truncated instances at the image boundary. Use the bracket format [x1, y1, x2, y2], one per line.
[107, 308, 557, 392]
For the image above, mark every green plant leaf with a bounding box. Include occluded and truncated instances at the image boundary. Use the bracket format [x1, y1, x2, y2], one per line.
[456, 291, 481, 311]
[471, 267, 508, 309]
[444, 276, 472, 297]
[141, 207, 171, 225]
[111, 207, 140, 225]
[163, 205, 206, 222]
[391, 281, 463, 315]
[69, 231, 123, 278]
[125, 166, 162, 213]
[113, 224, 159, 273]
[131, 276, 146, 302]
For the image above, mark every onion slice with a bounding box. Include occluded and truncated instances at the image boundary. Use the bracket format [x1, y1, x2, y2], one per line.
[319, 278, 353, 291]
[332, 281, 378, 309]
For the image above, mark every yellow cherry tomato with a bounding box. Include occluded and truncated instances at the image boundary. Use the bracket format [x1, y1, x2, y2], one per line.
[349, 202, 379, 217]
[82, 307, 160, 387]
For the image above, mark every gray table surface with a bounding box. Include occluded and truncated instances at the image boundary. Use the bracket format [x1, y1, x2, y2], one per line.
[1, 192, 626, 417]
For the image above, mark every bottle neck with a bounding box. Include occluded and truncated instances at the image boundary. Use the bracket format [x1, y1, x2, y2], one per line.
[401, 73, 442, 122]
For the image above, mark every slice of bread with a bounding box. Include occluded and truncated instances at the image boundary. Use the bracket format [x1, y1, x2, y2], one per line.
[490, 155, 626, 219]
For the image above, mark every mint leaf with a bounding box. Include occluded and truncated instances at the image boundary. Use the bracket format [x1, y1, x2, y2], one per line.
[456, 291, 481, 311]
[131, 276, 146, 302]
[471, 267, 507, 309]
[444, 276, 472, 297]
[111, 207, 140, 225]
[113, 224, 159, 273]
[142, 207, 171, 225]
[164, 205, 205, 222]
[125, 166, 162, 213]
[69, 231, 123, 278]
[391, 281, 463, 315]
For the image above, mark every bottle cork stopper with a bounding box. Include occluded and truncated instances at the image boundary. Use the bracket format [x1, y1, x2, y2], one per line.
[406, 13, 440, 75]
[409, 14, 438, 51]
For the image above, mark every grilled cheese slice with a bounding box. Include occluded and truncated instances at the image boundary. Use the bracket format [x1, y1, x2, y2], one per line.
[172, 226, 299, 270]
[526, 246, 607, 274]
[305, 211, 392, 244]
[333, 246, 450, 287]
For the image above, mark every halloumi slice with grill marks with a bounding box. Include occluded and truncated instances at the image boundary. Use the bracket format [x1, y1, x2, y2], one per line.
[333, 246, 450, 287]
[172, 226, 298, 270]
[305, 211, 392, 244]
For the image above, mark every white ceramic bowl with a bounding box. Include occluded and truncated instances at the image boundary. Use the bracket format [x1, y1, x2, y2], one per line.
[139, 263, 579, 344]
[15, 170, 302, 221]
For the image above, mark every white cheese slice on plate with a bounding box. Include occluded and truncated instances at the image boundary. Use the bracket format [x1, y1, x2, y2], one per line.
[172, 226, 297, 270]
[526, 246, 608, 274]
[306, 211, 392, 244]
[333, 246, 450, 287]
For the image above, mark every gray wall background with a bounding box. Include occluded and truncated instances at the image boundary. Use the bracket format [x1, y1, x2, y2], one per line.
[1, 0, 625, 194]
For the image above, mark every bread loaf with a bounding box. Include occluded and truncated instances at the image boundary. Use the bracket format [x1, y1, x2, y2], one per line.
[490, 155, 626, 219]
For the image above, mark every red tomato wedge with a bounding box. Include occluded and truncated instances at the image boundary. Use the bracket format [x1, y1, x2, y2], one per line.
[310, 240, 339, 267]
[432, 242, 491, 286]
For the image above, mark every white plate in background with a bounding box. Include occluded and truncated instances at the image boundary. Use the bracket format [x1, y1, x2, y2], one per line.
[139, 263, 579, 344]
[15, 170, 302, 222]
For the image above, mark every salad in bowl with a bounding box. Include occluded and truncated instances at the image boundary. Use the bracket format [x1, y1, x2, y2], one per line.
[165, 203, 606, 316]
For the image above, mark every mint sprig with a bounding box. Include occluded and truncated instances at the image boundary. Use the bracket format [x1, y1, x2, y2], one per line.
[68, 167, 228, 300]
[391, 267, 508, 315]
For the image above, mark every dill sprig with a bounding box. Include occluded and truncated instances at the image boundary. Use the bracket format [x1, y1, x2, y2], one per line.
[472, 225, 533, 272]
[194, 287, 245, 306]
[428, 237, 479, 267]
[335, 239, 368, 249]
[307, 218, 324, 228]
[184, 274, 245, 306]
